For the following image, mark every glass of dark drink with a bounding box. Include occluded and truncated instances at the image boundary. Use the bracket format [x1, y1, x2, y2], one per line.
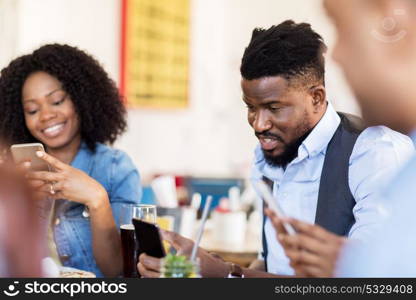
[119, 204, 157, 277]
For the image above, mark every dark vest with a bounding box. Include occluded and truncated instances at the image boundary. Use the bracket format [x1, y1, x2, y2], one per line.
[261, 112, 366, 271]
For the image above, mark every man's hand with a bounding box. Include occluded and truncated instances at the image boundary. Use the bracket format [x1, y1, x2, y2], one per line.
[138, 230, 230, 278]
[265, 208, 346, 277]
[137, 253, 162, 278]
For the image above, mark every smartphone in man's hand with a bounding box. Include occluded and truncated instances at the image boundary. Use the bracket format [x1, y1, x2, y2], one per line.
[133, 218, 166, 258]
[253, 180, 296, 235]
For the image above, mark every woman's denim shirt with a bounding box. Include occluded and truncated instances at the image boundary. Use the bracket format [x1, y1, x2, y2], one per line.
[53, 142, 142, 277]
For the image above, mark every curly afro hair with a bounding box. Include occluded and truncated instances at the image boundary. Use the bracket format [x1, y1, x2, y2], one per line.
[241, 20, 327, 86]
[0, 43, 127, 151]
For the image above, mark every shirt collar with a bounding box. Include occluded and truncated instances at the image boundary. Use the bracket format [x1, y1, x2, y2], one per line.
[299, 101, 340, 160]
[70, 142, 93, 173]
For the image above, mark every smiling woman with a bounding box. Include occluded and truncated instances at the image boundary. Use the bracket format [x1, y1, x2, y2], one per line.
[0, 44, 142, 277]
[22, 72, 81, 161]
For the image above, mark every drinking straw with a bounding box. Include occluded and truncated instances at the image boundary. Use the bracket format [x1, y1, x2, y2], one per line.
[190, 195, 213, 262]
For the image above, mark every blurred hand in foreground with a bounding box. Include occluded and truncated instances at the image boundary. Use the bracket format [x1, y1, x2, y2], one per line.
[265, 208, 346, 277]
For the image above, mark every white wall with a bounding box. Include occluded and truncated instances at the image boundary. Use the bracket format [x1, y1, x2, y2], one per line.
[0, 0, 359, 181]
[0, 0, 18, 69]
[0, 0, 120, 82]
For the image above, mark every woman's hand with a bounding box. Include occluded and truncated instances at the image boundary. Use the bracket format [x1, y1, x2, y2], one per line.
[279, 218, 346, 277]
[26, 151, 108, 209]
[265, 208, 346, 277]
[26, 151, 123, 276]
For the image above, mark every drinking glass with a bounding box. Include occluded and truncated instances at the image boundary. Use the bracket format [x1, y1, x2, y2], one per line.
[119, 204, 157, 277]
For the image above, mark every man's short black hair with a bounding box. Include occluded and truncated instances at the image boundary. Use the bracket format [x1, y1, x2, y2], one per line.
[240, 20, 327, 86]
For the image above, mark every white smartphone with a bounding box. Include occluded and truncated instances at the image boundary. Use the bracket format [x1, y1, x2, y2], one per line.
[10, 143, 50, 172]
[253, 180, 296, 235]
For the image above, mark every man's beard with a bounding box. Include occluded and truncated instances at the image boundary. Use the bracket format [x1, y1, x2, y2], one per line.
[261, 121, 312, 168]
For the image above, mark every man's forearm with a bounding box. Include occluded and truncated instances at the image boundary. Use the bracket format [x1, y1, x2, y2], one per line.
[245, 259, 293, 277]
[242, 268, 292, 278]
[248, 259, 266, 271]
